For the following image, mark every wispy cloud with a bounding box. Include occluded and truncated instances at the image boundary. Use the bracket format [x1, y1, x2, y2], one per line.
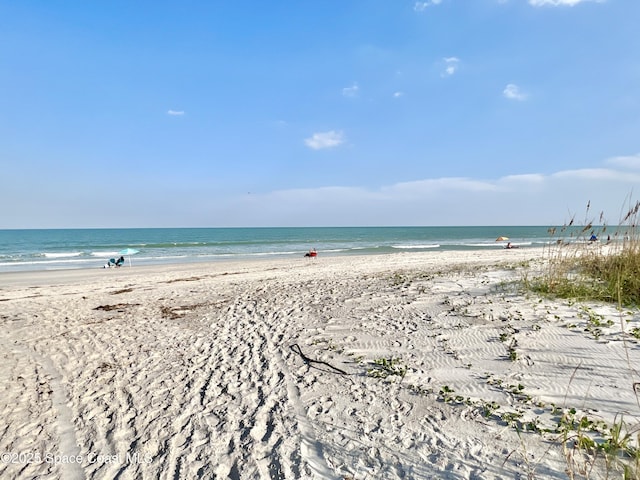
[442, 57, 460, 77]
[221, 157, 640, 226]
[500, 173, 545, 183]
[384, 177, 498, 195]
[414, 0, 442, 12]
[167, 110, 185, 116]
[503, 83, 528, 101]
[529, 0, 604, 6]
[605, 153, 640, 170]
[393, 91, 404, 98]
[304, 131, 345, 150]
[551, 168, 639, 182]
[342, 83, 359, 98]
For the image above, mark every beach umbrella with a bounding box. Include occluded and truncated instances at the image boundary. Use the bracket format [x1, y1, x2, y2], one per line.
[495, 236, 509, 241]
[119, 248, 139, 267]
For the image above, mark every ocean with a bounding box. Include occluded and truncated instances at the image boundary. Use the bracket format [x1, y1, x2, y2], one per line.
[0, 226, 567, 272]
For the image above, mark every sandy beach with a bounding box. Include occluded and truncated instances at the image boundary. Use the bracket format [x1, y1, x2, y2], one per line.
[1, 250, 639, 479]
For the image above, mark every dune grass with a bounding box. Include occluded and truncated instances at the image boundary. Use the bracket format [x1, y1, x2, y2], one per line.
[524, 198, 640, 478]
[529, 199, 640, 307]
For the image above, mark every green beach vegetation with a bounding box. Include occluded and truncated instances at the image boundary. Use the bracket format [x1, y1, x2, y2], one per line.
[522, 197, 640, 478]
[528, 198, 640, 307]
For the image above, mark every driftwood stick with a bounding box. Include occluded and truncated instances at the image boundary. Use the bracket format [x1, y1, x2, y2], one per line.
[290, 343, 349, 375]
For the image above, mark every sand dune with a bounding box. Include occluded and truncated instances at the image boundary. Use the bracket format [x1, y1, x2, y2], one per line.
[1, 251, 639, 479]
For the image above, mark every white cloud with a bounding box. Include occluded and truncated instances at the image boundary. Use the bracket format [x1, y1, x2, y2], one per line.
[442, 57, 460, 77]
[304, 131, 345, 150]
[552, 168, 640, 182]
[605, 153, 640, 170]
[342, 83, 359, 98]
[167, 110, 185, 116]
[414, 0, 442, 12]
[130, 163, 640, 226]
[499, 173, 545, 183]
[503, 83, 528, 101]
[393, 91, 404, 98]
[529, 0, 604, 6]
[385, 177, 498, 196]
[213, 156, 640, 226]
[7, 152, 638, 227]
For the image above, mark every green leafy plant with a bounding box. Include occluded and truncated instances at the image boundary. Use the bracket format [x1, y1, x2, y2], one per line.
[437, 385, 471, 405]
[367, 357, 407, 380]
[556, 409, 640, 479]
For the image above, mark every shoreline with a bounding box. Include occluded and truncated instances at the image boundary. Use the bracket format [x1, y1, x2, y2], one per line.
[0, 249, 540, 287]
[2, 249, 638, 479]
[0, 245, 537, 275]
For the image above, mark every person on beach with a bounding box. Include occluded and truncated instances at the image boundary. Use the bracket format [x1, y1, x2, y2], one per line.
[104, 256, 126, 268]
[304, 248, 317, 258]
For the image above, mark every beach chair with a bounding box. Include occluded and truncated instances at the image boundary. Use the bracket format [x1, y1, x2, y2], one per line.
[105, 256, 125, 268]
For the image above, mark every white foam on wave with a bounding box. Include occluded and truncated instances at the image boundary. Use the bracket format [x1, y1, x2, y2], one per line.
[42, 252, 84, 258]
[392, 244, 440, 249]
[1, 257, 98, 267]
[91, 251, 120, 257]
[244, 251, 299, 257]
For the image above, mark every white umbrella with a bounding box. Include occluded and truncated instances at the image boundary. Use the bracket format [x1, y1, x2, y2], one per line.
[119, 248, 139, 267]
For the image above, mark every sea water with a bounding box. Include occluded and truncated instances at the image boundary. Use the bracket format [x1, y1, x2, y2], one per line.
[0, 226, 565, 272]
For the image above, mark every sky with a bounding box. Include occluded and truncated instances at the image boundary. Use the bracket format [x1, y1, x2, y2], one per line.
[1, 0, 639, 228]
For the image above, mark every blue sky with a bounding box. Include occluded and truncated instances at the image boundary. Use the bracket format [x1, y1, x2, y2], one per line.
[1, 0, 639, 228]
